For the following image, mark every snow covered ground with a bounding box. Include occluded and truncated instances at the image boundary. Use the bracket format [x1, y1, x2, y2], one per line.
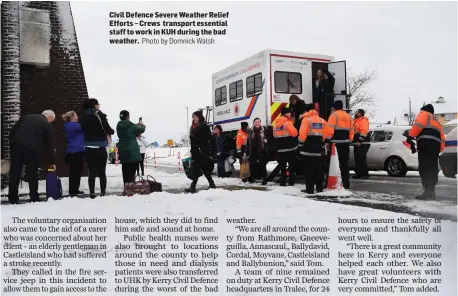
[1, 165, 457, 295]
[1, 168, 457, 295]
[1, 163, 456, 221]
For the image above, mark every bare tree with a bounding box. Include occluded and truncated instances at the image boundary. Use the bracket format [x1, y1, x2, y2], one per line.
[346, 68, 378, 117]
[403, 109, 417, 126]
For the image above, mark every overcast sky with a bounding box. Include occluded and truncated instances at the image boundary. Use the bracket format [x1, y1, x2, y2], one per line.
[71, 1, 457, 144]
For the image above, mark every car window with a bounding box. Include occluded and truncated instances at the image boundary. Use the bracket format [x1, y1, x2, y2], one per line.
[372, 131, 388, 142]
[385, 131, 393, 141]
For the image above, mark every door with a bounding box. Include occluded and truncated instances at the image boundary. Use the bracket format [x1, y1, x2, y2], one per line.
[367, 130, 392, 168]
[327, 61, 347, 109]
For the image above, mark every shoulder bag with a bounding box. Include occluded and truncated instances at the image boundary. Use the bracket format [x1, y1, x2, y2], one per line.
[95, 112, 112, 146]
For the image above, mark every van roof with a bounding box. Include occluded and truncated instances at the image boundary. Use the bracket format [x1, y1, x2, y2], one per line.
[212, 49, 334, 78]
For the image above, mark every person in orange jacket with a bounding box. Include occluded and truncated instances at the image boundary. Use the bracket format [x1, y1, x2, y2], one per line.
[273, 107, 298, 186]
[327, 100, 353, 189]
[298, 104, 330, 194]
[352, 109, 370, 179]
[236, 122, 251, 182]
[407, 104, 445, 199]
[236, 122, 249, 157]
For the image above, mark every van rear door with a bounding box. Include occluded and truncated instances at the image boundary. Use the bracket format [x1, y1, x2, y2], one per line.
[327, 61, 348, 109]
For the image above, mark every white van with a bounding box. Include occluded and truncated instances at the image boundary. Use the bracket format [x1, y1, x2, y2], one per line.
[211, 49, 348, 158]
[439, 127, 457, 178]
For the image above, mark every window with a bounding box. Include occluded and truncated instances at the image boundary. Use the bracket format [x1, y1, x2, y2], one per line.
[20, 8, 51, 66]
[246, 73, 263, 97]
[371, 131, 389, 143]
[229, 80, 243, 102]
[215, 86, 227, 107]
[274, 71, 302, 94]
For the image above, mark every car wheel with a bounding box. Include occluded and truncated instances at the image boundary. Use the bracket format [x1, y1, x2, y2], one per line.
[385, 156, 407, 177]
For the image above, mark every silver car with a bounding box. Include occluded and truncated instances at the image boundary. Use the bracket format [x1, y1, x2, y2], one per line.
[348, 126, 418, 177]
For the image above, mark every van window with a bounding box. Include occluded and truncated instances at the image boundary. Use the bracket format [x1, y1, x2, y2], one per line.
[229, 80, 243, 102]
[246, 73, 263, 97]
[274, 71, 302, 94]
[443, 125, 457, 136]
[215, 86, 227, 106]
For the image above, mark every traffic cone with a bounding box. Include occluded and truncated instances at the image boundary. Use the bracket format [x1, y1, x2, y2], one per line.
[327, 143, 342, 190]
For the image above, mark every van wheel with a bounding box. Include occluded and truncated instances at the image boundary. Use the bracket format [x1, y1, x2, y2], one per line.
[385, 157, 407, 177]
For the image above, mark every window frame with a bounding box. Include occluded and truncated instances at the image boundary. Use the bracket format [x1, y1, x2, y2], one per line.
[274, 71, 303, 94]
[371, 130, 389, 143]
[246, 72, 263, 98]
[229, 80, 244, 102]
[215, 86, 227, 107]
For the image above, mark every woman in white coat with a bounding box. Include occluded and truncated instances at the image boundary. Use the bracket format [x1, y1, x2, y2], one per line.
[136, 135, 148, 176]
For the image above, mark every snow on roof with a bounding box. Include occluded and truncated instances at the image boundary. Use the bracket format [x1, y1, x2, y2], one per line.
[56, 2, 78, 56]
[429, 100, 457, 115]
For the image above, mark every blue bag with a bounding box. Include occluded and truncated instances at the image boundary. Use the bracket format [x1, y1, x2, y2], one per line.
[46, 169, 63, 200]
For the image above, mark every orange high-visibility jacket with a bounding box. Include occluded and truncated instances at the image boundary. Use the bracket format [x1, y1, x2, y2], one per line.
[327, 110, 354, 143]
[298, 110, 328, 156]
[353, 116, 370, 143]
[236, 129, 248, 153]
[409, 110, 445, 153]
[273, 115, 298, 153]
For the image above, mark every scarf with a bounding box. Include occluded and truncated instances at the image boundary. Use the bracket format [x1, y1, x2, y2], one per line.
[190, 123, 198, 138]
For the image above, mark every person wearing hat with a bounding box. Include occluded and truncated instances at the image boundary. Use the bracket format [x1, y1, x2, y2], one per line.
[117, 110, 146, 185]
[185, 110, 217, 193]
[80, 98, 115, 199]
[273, 106, 298, 186]
[407, 104, 445, 199]
[298, 103, 331, 194]
[327, 100, 353, 189]
[236, 121, 251, 182]
[352, 109, 370, 179]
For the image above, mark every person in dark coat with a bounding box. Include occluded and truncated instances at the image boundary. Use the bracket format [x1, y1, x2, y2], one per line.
[247, 118, 269, 185]
[8, 110, 56, 204]
[289, 95, 307, 131]
[313, 68, 335, 120]
[62, 111, 85, 197]
[185, 111, 217, 193]
[80, 98, 115, 198]
[116, 110, 146, 184]
[407, 104, 445, 199]
[213, 125, 231, 178]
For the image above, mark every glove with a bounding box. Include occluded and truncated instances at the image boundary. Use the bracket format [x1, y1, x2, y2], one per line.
[406, 136, 414, 145]
[410, 142, 417, 154]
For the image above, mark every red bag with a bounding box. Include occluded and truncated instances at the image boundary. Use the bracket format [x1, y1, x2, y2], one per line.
[122, 176, 151, 196]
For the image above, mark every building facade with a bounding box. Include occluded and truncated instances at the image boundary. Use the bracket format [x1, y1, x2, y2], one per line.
[1, 1, 88, 177]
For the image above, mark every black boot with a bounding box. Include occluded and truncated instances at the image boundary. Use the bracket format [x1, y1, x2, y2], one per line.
[185, 181, 197, 193]
[415, 185, 435, 200]
[208, 180, 216, 189]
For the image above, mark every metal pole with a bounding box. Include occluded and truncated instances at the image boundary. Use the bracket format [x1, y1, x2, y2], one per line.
[409, 97, 412, 125]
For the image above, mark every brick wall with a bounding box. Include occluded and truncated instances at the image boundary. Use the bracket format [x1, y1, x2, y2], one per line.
[1, 2, 21, 160]
[1, 1, 89, 177]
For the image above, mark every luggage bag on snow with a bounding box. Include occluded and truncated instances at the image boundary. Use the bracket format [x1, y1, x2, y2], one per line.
[46, 168, 62, 200]
[122, 175, 162, 196]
